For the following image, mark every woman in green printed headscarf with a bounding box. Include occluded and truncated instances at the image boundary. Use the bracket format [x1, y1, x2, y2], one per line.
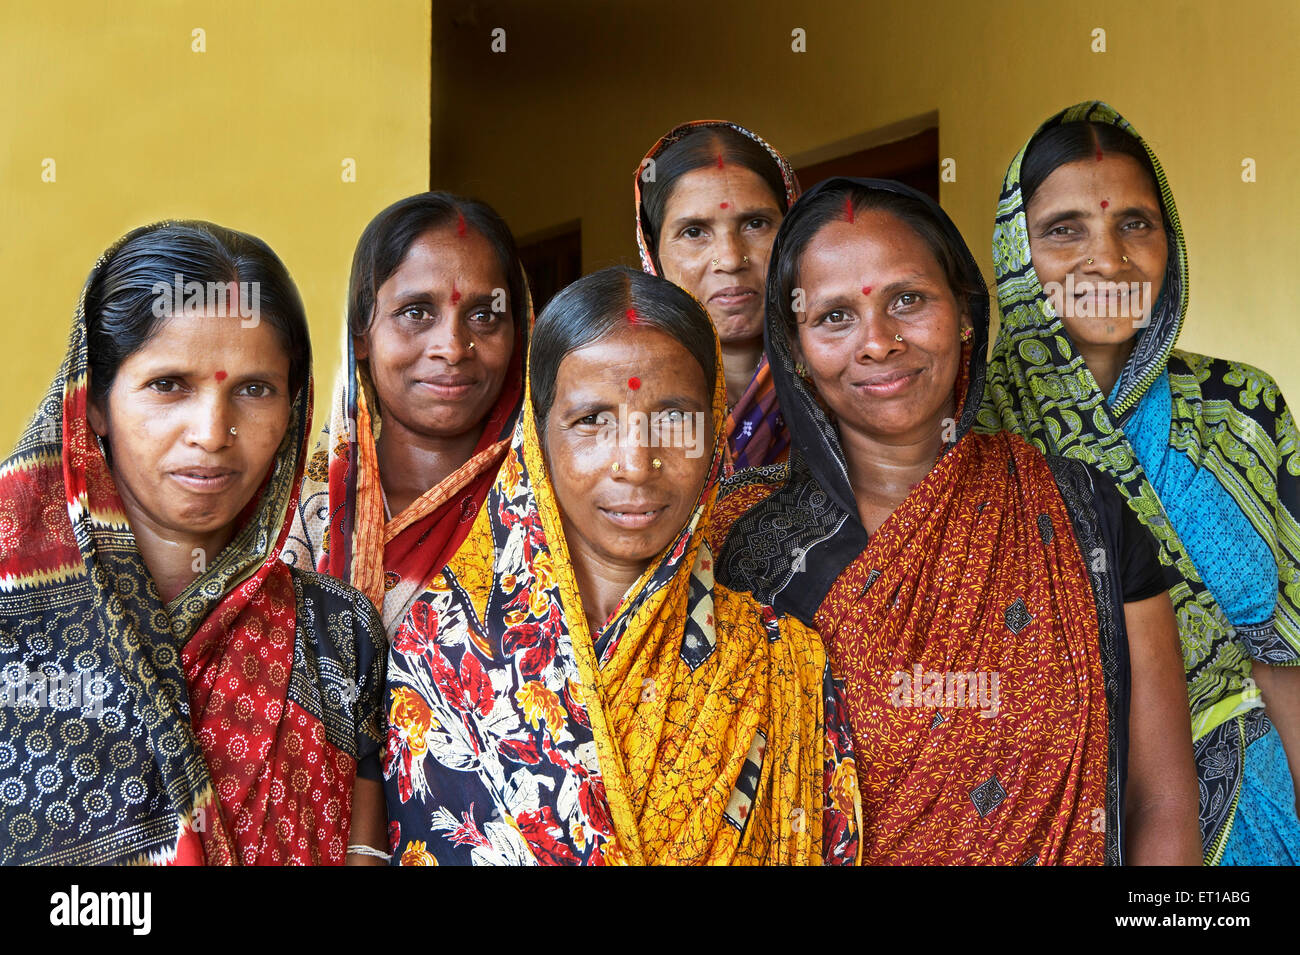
[980, 101, 1300, 865]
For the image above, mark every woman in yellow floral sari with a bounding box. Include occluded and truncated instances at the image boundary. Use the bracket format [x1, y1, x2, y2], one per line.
[377, 266, 859, 865]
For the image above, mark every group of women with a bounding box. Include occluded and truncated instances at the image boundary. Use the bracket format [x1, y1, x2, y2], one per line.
[3, 100, 1297, 865]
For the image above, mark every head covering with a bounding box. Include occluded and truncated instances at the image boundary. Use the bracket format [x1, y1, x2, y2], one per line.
[635, 120, 800, 470]
[979, 101, 1300, 862]
[0, 224, 383, 865]
[714, 178, 1123, 864]
[282, 257, 532, 637]
[383, 274, 859, 865]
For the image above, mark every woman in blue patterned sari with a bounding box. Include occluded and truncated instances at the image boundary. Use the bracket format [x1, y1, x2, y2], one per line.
[980, 101, 1300, 864]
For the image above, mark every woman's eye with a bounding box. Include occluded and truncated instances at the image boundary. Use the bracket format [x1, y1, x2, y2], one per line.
[819, 309, 849, 326]
[1122, 219, 1152, 232]
[149, 379, 179, 394]
[744, 217, 769, 231]
[1046, 225, 1075, 237]
[661, 409, 686, 423]
[241, 382, 275, 398]
[401, 306, 434, 322]
[895, 292, 922, 308]
[468, 308, 497, 324]
[681, 226, 705, 240]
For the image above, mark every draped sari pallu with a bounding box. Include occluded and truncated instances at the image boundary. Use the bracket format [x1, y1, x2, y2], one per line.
[0, 226, 384, 865]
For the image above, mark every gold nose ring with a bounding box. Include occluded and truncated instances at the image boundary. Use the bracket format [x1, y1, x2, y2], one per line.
[894, 333, 904, 343]
[652, 458, 663, 470]
[1087, 257, 1094, 265]
[1122, 255, 1129, 263]
[468, 341, 475, 350]
[743, 256, 749, 264]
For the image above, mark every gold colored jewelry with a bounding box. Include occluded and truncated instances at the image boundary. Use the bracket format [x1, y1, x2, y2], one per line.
[652, 458, 663, 470]
[1122, 255, 1129, 263]
[712, 258, 720, 267]
[894, 333, 904, 342]
[611, 461, 620, 473]
[743, 255, 749, 264]
[230, 427, 238, 437]
[961, 326, 973, 342]
[1087, 257, 1094, 265]
[468, 341, 475, 350]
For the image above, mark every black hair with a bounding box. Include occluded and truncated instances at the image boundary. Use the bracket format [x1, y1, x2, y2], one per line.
[85, 221, 310, 408]
[347, 191, 526, 339]
[1020, 120, 1162, 209]
[530, 266, 717, 430]
[639, 125, 789, 269]
[769, 181, 986, 337]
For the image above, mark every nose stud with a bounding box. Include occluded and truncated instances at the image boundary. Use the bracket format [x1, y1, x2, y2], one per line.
[894, 333, 904, 343]
[1122, 255, 1129, 263]
[467, 341, 475, 350]
[652, 458, 663, 470]
[743, 255, 749, 264]
[611, 462, 620, 473]
[230, 427, 238, 437]
[712, 258, 719, 267]
[1087, 257, 1094, 265]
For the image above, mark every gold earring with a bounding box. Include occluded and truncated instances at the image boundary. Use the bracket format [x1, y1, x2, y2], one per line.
[961, 326, 973, 342]
[610, 462, 620, 473]
[894, 333, 904, 343]
[652, 458, 663, 470]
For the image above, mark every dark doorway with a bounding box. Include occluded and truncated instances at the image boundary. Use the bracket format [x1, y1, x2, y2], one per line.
[517, 222, 582, 315]
[795, 127, 939, 201]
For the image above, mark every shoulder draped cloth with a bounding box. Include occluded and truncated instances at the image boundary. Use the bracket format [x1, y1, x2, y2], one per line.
[0, 225, 384, 865]
[713, 177, 1129, 865]
[635, 119, 799, 472]
[978, 100, 1300, 862]
[383, 308, 860, 865]
[282, 264, 532, 638]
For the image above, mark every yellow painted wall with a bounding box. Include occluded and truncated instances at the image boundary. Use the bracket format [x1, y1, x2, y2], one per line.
[0, 0, 431, 449]
[431, 0, 1300, 398]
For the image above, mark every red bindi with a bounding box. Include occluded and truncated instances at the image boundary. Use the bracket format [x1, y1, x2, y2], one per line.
[1095, 147, 1104, 162]
[716, 154, 725, 169]
[1100, 200, 1109, 209]
[456, 211, 467, 237]
[214, 370, 227, 382]
[844, 197, 855, 225]
[628, 376, 641, 390]
[861, 286, 872, 296]
[719, 201, 729, 209]
[625, 307, 642, 325]
[450, 280, 461, 305]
